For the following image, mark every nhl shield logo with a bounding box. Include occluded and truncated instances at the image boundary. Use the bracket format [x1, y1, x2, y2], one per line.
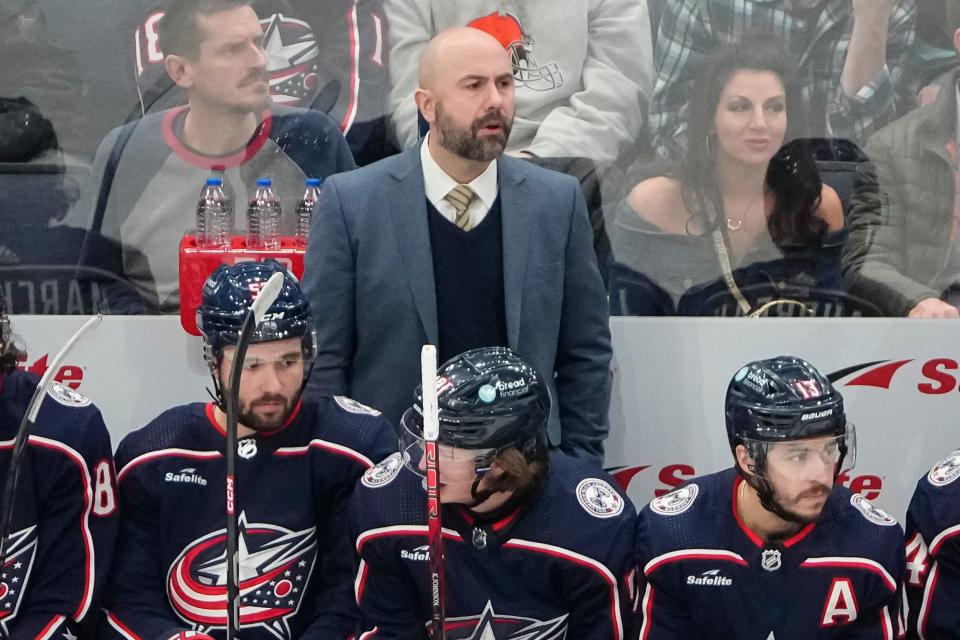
[237, 439, 258, 460]
[928, 450, 960, 486]
[576, 478, 624, 518]
[362, 453, 402, 489]
[761, 549, 782, 572]
[650, 484, 699, 516]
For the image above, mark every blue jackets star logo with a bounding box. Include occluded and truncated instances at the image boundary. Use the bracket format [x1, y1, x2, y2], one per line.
[444, 601, 568, 639]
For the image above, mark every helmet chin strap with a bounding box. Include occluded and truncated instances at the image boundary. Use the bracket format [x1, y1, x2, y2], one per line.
[744, 471, 810, 525]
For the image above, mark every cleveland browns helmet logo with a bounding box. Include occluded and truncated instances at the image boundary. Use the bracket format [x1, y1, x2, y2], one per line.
[467, 12, 563, 91]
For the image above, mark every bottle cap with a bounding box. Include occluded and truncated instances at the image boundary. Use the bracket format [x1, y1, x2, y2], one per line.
[256, 178, 273, 187]
[305, 178, 322, 187]
[206, 177, 223, 186]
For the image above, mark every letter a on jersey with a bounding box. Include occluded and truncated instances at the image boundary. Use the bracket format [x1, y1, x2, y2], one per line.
[821, 577, 859, 627]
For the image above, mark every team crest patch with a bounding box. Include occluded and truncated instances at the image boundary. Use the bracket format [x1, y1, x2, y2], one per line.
[576, 478, 624, 518]
[46, 382, 90, 408]
[334, 396, 381, 416]
[850, 494, 897, 526]
[650, 483, 699, 516]
[928, 450, 960, 486]
[362, 453, 403, 489]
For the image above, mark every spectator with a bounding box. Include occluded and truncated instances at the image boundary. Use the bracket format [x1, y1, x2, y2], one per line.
[612, 39, 844, 314]
[384, 0, 653, 164]
[650, 0, 917, 161]
[60, 0, 355, 313]
[125, 0, 393, 166]
[303, 27, 612, 463]
[843, 4, 960, 318]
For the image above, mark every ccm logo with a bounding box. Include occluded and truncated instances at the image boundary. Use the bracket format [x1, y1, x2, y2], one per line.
[657, 464, 882, 500]
[16, 353, 83, 389]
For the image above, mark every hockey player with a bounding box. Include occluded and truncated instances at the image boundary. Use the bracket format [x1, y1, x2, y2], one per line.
[102, 261, 396, 640]
[904, 448, 960, 638]
[635, 356, 904, 639]
[350, 346, 635, 639]
[0, 292, 118, 637]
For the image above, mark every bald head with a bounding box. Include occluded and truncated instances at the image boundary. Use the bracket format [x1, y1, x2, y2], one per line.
[418, 27, 511, 90]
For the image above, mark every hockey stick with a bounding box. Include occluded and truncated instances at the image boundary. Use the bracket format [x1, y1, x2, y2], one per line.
[224, 271, 284, 640]
[420, 345, 445, 640]
[0, 314, 102, 572]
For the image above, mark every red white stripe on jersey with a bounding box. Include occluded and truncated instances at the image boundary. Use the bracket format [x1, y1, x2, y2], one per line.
[117, 449, 222, 484]
[105, 610, 140, 640]
[929, 523, 960, 556]
[274, 438, 375, 469]
[917, 560, 940, 639]
[643, 548, 748, 576]
[800, 556, 898, 592]
[36, 614, 67, 640]
[501, 538, 624, 640]
[0, 436, 96, 621]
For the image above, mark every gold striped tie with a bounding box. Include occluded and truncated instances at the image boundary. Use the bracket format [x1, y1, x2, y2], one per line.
[444, 184, 477, 231]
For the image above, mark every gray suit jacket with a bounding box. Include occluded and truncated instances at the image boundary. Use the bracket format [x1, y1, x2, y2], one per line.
[302, 146, 612, 461]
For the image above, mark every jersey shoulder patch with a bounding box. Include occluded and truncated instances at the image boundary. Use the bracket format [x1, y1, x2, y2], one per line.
[576, 478, 625, 519]
[334, 395, 381, 416]
[928, 450, 960, 487]
[361, 452, 403, 489]
[46, 383, 91, 408]
[650, 483, 699, 516]
[850, 494, 898, 527]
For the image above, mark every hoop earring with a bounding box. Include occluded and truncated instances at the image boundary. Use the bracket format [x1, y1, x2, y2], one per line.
[705, 134, 715, 157]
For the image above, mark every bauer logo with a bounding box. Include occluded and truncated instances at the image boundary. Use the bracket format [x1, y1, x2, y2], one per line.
[165, 468, 208, 486]
[400, 545, 430, 562]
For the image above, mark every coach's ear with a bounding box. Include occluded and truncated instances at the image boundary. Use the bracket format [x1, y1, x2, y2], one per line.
[735, 444, 757, 476]
[165, 53, 194, 89]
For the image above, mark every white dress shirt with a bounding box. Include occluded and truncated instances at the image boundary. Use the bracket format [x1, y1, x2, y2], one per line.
[420, 133, 499, 229]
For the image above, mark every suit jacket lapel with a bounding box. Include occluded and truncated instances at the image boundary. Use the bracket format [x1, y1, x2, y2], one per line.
[500, 160, 530, 350]
[388, 150, 438, 344]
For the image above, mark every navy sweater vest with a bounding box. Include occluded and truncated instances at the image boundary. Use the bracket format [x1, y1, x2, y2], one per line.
[426, 197, 508, 363]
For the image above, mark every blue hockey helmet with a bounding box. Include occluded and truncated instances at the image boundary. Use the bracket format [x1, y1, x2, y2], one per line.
[725, 356, 856, 523]
[196, 260, 316, 370]
[400, 347, 550, 466]
[725, 355, 850, 452]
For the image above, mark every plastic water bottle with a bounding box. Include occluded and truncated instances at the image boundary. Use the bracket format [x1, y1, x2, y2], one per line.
[247, 177, 282, 250]
[195, 177, 232, 249]
[295, 178, 322, 248]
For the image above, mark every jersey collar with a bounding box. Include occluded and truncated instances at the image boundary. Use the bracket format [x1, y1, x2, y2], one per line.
[731, 474, 816, 548]
[204, 399, 302, 439]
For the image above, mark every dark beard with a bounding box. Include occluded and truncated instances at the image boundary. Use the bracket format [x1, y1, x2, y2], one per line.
[237, 394, 293, 432]
[435, 103, 512, 162]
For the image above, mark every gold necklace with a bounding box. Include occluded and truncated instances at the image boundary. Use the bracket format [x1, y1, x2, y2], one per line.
[725, 194, 765, 233]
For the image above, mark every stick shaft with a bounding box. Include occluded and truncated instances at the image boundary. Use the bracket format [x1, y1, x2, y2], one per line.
[420, 346, 444, 639]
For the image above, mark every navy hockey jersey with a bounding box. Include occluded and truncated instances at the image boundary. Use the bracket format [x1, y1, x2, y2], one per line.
[103, 394, 395, 640]
[635, 468, 905, 640]
[904, 449, 960, 639]
[350, 452, 636, 639]
[0, 370, 118, 639]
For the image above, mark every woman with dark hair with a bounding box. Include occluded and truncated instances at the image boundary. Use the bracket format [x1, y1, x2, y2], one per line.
[610, 38, 845, 315]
